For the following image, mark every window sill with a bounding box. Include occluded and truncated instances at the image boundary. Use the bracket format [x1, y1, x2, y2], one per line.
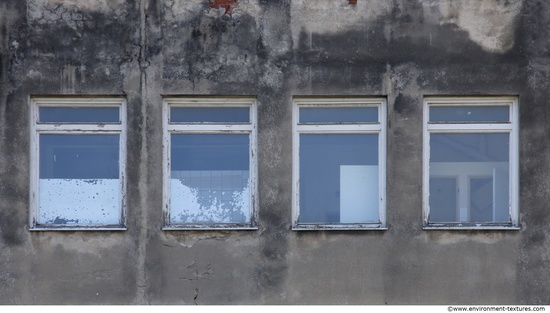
[292, 224, 387, 231]
[162, 225, 258, 231]
[30, 226, 127, 231]
[423, 224, 520, 230]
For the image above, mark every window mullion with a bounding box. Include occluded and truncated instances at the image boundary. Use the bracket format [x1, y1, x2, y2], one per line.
[296, 124, 382, 133]
[427, 123, 512, 132]
[35, 124, 122, 132]
[167, 124, 252, 132]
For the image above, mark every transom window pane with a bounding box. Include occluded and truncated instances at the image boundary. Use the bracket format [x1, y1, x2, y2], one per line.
[170, 107, 250, 123]
[170, 134, 250, 224]
[299, 107, 378, 123]
[39, 107, 120, 123]
[38, 134, 121, 225]
[299, 134, 379, 224]
[429, 106, 509, 123]
[429, 133, 510, 223]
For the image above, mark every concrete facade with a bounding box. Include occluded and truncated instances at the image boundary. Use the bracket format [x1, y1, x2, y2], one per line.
[0, 0, 549, 304]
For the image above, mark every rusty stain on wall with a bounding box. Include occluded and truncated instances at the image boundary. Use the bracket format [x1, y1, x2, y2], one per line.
[209, 0, 238, 16]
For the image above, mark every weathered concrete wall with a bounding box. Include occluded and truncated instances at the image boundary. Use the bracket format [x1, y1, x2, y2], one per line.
[1, 0, 549, 304]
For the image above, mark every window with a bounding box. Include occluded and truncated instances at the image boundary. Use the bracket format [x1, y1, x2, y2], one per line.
[292, 98, 387, 230]
[30, 97, 127, 230]
[423, 96, 519, 229]
[163, 97, 257, 230]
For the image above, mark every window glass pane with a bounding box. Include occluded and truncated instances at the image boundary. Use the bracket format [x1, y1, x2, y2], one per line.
[429, 106, 509, 123]
[299, 107, 378, 123]
[38, 134, 120, 225]
[429, 177, 458, 222]
[299, 134, 379, 224]
[170, 134, 250, 224]
[429, 133, 510, 223]
[39, 107, 120, 123]
[470, 177, 495, 222]
[170, 107, 250, 123]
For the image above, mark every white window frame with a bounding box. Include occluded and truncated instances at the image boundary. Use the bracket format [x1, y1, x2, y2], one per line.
[162, 97, 258, 230]
[423, 96, 519, 230]
[30, 97, 127, 230]
[292, 97, 387, 230]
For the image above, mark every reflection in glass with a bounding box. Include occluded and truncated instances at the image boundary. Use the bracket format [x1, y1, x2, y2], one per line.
[429, 133, 510, 223]
[39, 107, 120, 123]
[299, 107, 378, 123]
[170, 134, 250, 223]
[430, 106, 509, 123]
[299, 134, 379, 223]
[38, 134, 120, 225]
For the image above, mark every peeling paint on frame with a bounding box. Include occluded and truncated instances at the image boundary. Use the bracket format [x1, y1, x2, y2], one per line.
[162, 96, 259, 230]
[29, 96, 127, 231]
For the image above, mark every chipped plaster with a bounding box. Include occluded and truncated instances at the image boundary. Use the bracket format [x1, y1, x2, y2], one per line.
[438, 0, 522, 53]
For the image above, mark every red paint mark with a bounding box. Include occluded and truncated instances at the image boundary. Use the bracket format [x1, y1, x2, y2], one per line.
[209, 0, 238, 16]
[349, 0, 357, 4]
